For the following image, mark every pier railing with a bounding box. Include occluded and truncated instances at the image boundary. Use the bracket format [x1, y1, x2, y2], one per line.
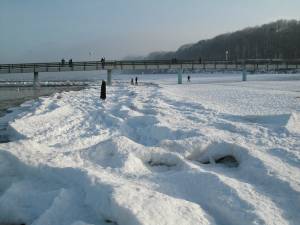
[1, 59, 300, 74]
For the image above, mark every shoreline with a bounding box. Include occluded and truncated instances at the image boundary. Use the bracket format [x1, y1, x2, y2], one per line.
[0, 85, 87, 118]
[0, 85, 88, 143]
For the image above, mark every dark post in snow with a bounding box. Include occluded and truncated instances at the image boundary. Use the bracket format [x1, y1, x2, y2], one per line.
[100, 80, 106, 100]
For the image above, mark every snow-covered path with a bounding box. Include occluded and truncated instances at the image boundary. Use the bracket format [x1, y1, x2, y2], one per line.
[0, 79, 300, 225]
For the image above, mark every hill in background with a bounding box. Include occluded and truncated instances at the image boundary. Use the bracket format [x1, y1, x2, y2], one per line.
[145, 20, 300, 60]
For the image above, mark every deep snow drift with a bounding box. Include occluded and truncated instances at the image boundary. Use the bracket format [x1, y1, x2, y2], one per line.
[0, 75, 300, 225]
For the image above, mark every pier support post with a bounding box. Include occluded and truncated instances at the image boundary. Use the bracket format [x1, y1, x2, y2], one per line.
[242, 60, 247, 81]
[177, 70, 182, 84]
[107, 69, 112, 86]
[242, 70, 247, 81]
[242, 62, 247, 82]
[33, 72, 39, 87]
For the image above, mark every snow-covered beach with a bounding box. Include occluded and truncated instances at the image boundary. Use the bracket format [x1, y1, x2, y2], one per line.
[0, 74, 300, 225]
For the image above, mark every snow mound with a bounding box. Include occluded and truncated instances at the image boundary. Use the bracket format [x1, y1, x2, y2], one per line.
[0, 150, 102, 225]
[187, 141, 245, 168]
[285, 112, 300, 134]
[140, 151, 186, 173]
[122, 115, 197, 146]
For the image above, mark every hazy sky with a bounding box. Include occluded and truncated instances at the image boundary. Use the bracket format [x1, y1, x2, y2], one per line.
[1, 0, 300, 63]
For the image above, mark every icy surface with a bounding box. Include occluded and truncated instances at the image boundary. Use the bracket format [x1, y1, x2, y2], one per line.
[0, 74, 300, 225]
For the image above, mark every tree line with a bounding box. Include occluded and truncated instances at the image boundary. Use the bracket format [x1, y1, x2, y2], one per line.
[145, 20, 300, 61]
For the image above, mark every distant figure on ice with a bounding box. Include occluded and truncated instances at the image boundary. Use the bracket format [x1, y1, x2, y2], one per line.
[101, 57, 105, 69]
[100, 80, 106, 100]
[131, 78, 134, 85]
[135, 77, 138, 85]
[187, 75, 191, 82]
[198, 57, 202, 64]
[61, 58, 65, 66]
[69, 59, 73, 67]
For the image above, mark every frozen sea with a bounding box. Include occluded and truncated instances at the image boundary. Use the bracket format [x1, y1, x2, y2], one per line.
[0, 72, 299, 225]
[0, 71, 102, 117]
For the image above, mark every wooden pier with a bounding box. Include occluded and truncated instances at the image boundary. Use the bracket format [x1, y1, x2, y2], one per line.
[0, 59, 299, 85]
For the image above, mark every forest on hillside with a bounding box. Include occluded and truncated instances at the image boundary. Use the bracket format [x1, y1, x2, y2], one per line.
[145, 20, 300, 60]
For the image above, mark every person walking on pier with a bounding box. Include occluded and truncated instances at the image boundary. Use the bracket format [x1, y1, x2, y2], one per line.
[101, 57, 105, 69]
[198, 57, 202, 64]
[135, 77, 138, 85]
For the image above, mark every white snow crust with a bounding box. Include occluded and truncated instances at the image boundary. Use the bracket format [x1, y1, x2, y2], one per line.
[0, 74, 300, 225]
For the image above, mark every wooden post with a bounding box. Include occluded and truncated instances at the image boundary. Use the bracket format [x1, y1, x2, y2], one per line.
[100, 80, 106, 100]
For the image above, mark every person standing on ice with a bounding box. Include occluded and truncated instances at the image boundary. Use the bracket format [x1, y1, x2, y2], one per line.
[135, 77, 138, 85]
[100, 80, 106, 100]
[131, 78, 134, 85]
[187, 75, 191, 82]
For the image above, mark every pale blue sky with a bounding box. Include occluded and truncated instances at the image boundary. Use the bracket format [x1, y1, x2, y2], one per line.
[1, 0, 300, 63]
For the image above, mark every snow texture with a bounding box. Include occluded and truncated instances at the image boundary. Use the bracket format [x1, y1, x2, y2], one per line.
[0, 74, 300, 225]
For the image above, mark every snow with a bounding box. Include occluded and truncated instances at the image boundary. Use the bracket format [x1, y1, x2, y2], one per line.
[0, 73, 300, 225]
